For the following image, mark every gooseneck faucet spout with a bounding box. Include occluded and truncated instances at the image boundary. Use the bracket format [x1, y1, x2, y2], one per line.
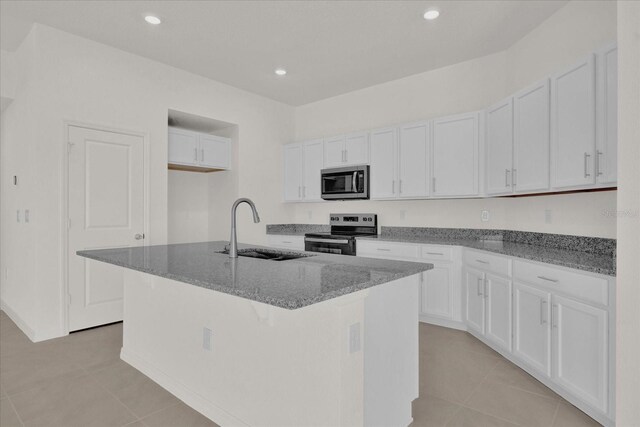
[229, 198, 260, 258]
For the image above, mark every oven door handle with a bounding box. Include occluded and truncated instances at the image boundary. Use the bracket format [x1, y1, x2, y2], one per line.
[352, 172, 358, 193]
[305, 238, 350, 244]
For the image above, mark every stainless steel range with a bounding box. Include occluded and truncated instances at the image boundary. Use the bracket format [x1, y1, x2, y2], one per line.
[304, 213, 377, 256]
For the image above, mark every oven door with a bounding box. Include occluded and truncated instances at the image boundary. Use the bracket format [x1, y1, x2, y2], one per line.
[305, 237, 356, 256]
[321, 166, 369, 200]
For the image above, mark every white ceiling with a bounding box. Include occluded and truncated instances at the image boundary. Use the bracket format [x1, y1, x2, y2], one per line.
[0, 0, 568, 106]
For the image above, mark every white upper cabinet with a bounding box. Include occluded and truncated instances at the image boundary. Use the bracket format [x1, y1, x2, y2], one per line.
[283, 143, 303, 201]
[199, 134, 231, 169]
[596, 43, 618, 185]
[283, 140, 324, 202]
[168, 128, 231, 170]
[399, 122, 430, 198]
[323, 132, 369, 167]
[302, 139, 324, 201]
[168, 128, 199, 166]
[551, 55, 596, 189]
[513, 79, 551, 193]
[344, 132, 370, 165]
[485, 98, 514, 196]
[370, 127, 398, 199]
[432, 112, 480, 197]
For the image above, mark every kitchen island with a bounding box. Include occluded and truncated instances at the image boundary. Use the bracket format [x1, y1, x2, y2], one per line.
[78, 241, 432, 427]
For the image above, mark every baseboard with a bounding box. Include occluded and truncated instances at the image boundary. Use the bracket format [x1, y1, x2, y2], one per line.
[0, 298, 37, 342]
[121, 347, 250, 427]
[419, 315, 467, 331]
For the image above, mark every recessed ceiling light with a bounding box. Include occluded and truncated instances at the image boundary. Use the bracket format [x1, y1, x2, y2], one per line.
[423, 9, 440, 20]
[275, 68, 287, 76]
[144, 15, 162, 25]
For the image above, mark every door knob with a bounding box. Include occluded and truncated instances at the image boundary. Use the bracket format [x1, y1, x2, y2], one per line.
[135, 233, 144, 240]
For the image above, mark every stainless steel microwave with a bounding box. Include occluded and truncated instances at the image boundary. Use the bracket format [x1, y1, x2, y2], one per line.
[321, 165, 369, 200]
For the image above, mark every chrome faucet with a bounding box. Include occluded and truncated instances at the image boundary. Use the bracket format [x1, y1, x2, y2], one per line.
[229, 198, 260, 258]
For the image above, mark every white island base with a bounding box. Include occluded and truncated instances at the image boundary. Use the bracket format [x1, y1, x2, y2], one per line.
[120, 269, 419, 427]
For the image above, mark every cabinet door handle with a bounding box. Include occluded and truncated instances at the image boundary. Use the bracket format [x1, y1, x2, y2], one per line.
[425, 252, 444, 256]
[399, 180, 403, 194]
[537, 275, 558, 283]
[432, 177, 436, 193]
[540, 299, 547, 325]
[377, 248, 391, 252]
[596, 150, 603, 176]
[551, 304, 558, 328]
[477, 278, 483, 296]
[194, 148, 198, 162]
[345, 150, 348, 163]
[298, 186, 301, 198]
[505, 169, 510, 187]
[476, 259, 489, 264]
[484, 279, 488, 299]
[392, 180, 395, 194]
[584, 152, 591, 177]
[512, 168, 517, 186]
[282, 241, 292, 244]
[302, 186, 306, 198]
[201, 148, 204, 162]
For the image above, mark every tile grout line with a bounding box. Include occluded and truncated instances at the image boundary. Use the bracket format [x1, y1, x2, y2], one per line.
[86, 372, 142, 423]
[6, 394, 26, 427]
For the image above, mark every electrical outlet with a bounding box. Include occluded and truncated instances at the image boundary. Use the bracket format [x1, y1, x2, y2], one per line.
[25, 209, 30, 223]
[545, 209, 552, 224]
[400, 210, 407, 220]
[481, 210, 490, 222]
[202, 327, 212, 351]
[349, 323, 361, 353]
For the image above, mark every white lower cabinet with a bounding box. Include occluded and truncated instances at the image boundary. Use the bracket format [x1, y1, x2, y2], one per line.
[552, 295, 608, 413]
[485, 273, 512, 352]
[420, 263, 453, 320]
[513, 282, 552, 377]
[266, 234, 305, 251]
[464, 267, 486, 334]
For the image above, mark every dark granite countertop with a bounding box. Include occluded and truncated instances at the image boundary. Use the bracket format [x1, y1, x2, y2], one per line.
[77, 241, 432, 310]
[356, 236, 615, 276]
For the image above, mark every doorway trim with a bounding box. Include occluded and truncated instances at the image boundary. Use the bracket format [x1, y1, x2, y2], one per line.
[60, 120, 150, 336]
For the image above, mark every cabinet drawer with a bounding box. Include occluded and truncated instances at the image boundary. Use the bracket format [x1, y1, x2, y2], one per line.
[463, 249, 511, 277]
[266, 235, 305, 251]
[513, 260, 608, 306]
[357, 240, 420, 260]
[421, 245, 453, 262]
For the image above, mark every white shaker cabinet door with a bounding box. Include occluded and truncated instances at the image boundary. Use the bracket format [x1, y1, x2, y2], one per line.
[551, 55, 596, 189]
[596, 43, 618, 185]
[323, 135, 345, 168]
[485, 98, 514, 196]
[552, 295, 608, 413]
[199, 134, 231, 169]
[302, 139, 324, 201]
[464, 267, 485, 334]
[513, 79, 551, 193]
[432, 112, 480, 197]
[283, 143, 303, 201]
[399, 122, 429, 198]
[344, 132, 370, 165]
[168, 128, 199, 166]
[513, 282, 552, 378]
[420, 264, 453, 320]
[370, 127, 398, 199]
[484, 273, 512, 352]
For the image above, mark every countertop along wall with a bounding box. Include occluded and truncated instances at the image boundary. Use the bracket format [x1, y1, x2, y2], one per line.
[0, 24, 295, 340]
[292, 0, 618, 239]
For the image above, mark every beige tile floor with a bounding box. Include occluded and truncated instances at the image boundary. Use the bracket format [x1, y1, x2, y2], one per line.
[0, 310, 602, 427]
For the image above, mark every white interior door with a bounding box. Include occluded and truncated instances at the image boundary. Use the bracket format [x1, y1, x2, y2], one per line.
[68, 125, 145, 331]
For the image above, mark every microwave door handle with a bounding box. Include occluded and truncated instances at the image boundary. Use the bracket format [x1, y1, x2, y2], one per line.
[352, 171, 358, 193]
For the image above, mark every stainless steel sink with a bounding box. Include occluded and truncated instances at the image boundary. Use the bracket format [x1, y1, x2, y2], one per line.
[217, 248, 314, 261]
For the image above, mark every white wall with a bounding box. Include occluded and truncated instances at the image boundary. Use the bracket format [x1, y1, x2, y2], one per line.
[292, 0, 618, 238]
[615, 1, 640, 425]
[0, 24, 294, 340]
[167, 170, 211, 244]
